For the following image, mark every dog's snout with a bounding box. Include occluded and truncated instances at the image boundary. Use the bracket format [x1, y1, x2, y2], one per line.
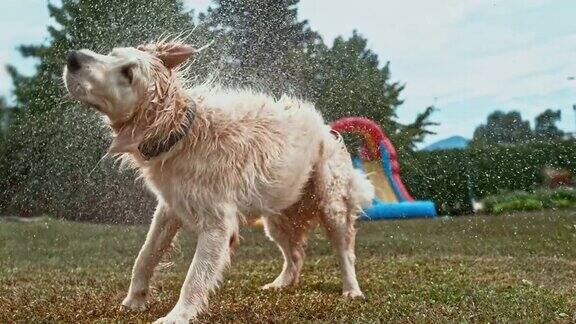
[67, 51, 82, 73]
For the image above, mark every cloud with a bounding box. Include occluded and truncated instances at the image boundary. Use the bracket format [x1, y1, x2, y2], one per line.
[0, 1, 51, 101]
[298, 0, 575, 145]
[406, 33, 576, 102]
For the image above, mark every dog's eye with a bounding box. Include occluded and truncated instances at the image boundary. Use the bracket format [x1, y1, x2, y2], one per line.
[121, 65, 134, 84]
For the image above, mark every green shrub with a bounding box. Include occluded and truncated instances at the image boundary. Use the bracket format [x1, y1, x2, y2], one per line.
[399, 141, 576, 215]
[399, 149, 472, 215]
[552, 199, 572, 209]
[482, 188, 576, 214]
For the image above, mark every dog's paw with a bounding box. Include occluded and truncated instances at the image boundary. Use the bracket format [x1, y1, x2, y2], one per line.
[153, 312, 194, 324]
[342, 289, 364, 299]
[261, 281, 290, 290]
[120, 296, 148, 312]
[154, 305, 197, 324]
[153, 316, 188, 324]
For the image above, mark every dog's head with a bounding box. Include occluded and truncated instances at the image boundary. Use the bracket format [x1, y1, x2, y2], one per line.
[63, 42, 196, 125]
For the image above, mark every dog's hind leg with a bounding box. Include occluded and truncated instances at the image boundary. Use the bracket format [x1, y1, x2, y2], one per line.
[261, 212, 315, 290]
[122, 203, 181, 311]
[318, 208, 363, 298]
[313, 141, 368, 298]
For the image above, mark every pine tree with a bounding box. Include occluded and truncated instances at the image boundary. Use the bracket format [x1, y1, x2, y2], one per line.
[399, 106, 438, 150]
[1, 0, 197, 221]
[200, 3, 433, 149]
[201, 0, 320, 95]
[311, 31, 434, 149]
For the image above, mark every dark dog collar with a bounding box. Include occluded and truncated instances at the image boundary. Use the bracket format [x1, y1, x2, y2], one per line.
[138, 102, 196, 160]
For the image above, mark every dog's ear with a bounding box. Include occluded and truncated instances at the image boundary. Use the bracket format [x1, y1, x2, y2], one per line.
[138, 42, 195, 69]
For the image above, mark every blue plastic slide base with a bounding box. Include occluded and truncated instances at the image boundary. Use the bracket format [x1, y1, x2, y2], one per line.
[360, 200, 436, 220]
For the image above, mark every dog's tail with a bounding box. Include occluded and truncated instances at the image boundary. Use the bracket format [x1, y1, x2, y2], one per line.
[317, 127, 375, 218]
[350, 167, 375, 210]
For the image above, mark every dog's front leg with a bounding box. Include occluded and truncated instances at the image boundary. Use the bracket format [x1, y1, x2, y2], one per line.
[122, 203, 181, 311]
[154, 204, 238, 324]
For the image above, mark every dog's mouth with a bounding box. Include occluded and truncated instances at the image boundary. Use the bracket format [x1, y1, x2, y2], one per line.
[71, 98, 101, 111]
[63, 68, 103, 112]
[66, 87, 103, 112]
[86, 102, 103, 112]
[64, 68, 85, 98]
[67, 89, 103, 112]
[75, 97, 103, 112]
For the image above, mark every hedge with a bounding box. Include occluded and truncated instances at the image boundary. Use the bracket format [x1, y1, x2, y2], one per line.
[400, 140, 576, 215]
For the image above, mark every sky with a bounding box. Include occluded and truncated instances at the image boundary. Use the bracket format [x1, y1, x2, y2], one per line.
[1, 0, 575, 147]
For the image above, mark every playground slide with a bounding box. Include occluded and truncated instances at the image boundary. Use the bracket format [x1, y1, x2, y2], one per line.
[331, 117, 436, 220]
[359, 160, 398, 202]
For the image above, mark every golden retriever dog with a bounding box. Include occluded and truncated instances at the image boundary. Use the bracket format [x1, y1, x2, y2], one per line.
[62, 41, 374, 323]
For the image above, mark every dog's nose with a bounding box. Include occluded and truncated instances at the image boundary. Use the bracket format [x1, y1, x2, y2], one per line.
[67, 51, 82, 72]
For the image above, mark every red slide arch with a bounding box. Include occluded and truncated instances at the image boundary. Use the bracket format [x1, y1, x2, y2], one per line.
[330, 117, 414, 202]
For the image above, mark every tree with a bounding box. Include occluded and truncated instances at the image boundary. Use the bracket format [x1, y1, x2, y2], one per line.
[472, 110, 533, 146]
[311, 31, 435, 149]
[200, 0, 321, 95]
[200, 2, 435, 150]
[1, 0, 199, 221]
[534, 109, 563, 141]
[0, 96, 12, 135]
[399, 106, 438, 150]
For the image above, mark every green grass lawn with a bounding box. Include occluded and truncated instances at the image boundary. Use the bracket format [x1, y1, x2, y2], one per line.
[1, 210, 576, 323]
